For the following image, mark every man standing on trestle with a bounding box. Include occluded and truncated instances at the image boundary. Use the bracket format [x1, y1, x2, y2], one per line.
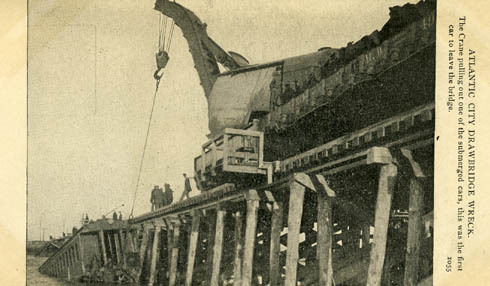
[164, 183, 174, 206]
[179, 173, 193, 201]
[150, 185, 164, 211]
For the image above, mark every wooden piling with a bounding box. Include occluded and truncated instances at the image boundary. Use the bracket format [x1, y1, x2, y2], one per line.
[210, 208, 226, 285]
[114, 232, 122, 264]
[233, 211, 244, 286]
[131, 230, 138, 252]
[78, 234, 86, 274]
[138, 227, 150, 281]
[366, 163, 397, 286]
[107, 231, 114, 262]
[285, 181, 305, 286]
[206, 210, 217, 275]
[403, 177, 424, 286]
[269, 201, 284, 286]
[169, 224, 181, 286]
[401, 149, 426, 286]
[148, 226, 161, 286]
[317, 192, 334, 286]
[167, 224, 174, 275]
[260, 208, 272, 284]
[242, 198, 259, 286]
[145, 234, 153, 276]
[99, 230, 108, 265]
[382, 255, 393, 286]
[119, 229, 127, 267]
[185, 210, 201, 286]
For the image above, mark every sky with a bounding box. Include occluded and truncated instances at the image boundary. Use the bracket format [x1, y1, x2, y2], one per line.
[27, 0, 417, 241]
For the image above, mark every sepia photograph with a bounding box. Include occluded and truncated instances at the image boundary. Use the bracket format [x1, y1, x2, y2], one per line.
[25, 0, 436, 285]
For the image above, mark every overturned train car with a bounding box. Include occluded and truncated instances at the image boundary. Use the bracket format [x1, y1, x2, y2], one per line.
[40, 0, 436, 285]
[133, 1, 436, 285]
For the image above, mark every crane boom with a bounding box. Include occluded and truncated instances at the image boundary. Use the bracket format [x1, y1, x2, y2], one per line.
[154, 0, 248, 98]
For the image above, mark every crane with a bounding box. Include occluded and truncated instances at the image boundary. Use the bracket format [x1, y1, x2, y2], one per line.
[152, 0, 338, 138]
[154, 0, 249, 98]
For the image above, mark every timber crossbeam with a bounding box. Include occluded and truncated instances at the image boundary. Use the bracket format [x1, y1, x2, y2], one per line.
[69, 103, 435, 286]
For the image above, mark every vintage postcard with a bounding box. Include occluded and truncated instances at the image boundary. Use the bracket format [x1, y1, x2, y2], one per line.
[1, 0, 489, 285]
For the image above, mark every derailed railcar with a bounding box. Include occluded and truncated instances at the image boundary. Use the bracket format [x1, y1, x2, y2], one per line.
[40, 0, 436, 284]
[38, 219, 140, 283]
[130, 0, 436, 285]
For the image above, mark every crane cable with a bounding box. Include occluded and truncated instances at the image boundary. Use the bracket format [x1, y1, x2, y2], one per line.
[166, 18, 176, 53]
[154, 6, 176, 81]
[159, 13, 167, 52]
[129, 79, 162, 219]
[130, 2, 177, 219]
[158, 3, 176, 53]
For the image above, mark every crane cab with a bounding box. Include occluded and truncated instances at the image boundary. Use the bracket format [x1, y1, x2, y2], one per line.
[194, 128, 265, 190]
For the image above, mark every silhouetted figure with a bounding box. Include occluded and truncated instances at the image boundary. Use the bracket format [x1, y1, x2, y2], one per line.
[113, 212, 118, 220]
[151, 185, 165, 211]
[118, 211, 123, 221]
[185, 174, 192, 193]
[164, 183, 174, 206]
[83, 214, 90, 225]
[179, 173, 193, 201]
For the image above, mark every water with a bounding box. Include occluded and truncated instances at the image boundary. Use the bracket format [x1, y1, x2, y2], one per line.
[27, 255, 141, 286]
[27, 255, 67, 286]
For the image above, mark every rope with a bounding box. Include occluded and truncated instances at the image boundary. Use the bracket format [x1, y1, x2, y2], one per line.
[166, 19, 176, 53]
[158, 13, 168, 52]
[129, 79, 162, 219]
[131, 1, 176, 218]
[158, 14, 162, 50]
[158, 0, 176, 53]
[162, 14, 167, 51]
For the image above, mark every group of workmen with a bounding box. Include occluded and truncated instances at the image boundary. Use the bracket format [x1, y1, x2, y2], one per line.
[150, 183, 174, 211]
[150, 173, 196, 211]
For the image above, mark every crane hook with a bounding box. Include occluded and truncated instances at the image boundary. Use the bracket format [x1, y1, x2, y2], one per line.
[154, 69, 164, 81]
[154, 50, 169, 81]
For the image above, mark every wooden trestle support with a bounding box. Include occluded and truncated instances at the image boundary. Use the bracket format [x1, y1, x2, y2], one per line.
[39, 105, 434, 286]
[37, 220, 143, 282]
[129, 146, 433, 285]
